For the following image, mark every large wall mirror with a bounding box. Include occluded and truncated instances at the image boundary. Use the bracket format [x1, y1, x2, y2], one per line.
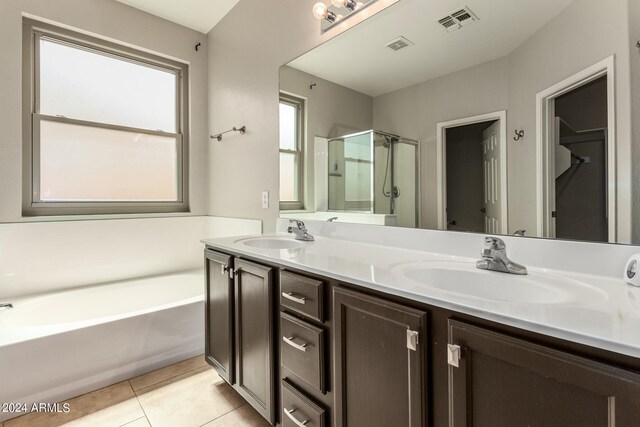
[279, 0, 640, 245]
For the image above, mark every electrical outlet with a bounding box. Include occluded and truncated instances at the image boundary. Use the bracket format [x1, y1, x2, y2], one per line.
[261, 191, 269, 209]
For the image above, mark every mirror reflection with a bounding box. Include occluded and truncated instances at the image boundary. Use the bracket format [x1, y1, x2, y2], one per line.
[279, 0, 639, 244]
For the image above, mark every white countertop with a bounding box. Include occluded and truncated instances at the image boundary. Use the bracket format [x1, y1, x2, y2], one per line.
[202, 232, 640, 359]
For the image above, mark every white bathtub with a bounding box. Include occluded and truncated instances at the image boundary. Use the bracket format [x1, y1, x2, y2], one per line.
[0, 270, 204, 422]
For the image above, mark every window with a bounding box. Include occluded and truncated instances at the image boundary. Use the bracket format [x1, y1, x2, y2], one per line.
[279, 94, 305, 210]
[22, 19, 189, 216]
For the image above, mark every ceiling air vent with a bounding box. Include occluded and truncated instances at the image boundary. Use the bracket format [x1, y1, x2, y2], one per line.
[437, 6, 478, 32]
[385, 36, 415, 51]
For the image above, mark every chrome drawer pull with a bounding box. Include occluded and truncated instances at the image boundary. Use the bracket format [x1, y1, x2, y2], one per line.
[282, 292, 307, 305]
[283, 336, 308, 352]
[284, 407, 309, 426]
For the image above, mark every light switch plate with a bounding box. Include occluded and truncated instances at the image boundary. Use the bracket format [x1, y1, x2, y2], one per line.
[261, 191, 269, 209]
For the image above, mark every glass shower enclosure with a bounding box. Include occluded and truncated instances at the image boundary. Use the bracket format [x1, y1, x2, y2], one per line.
[327, 130, 419, 228]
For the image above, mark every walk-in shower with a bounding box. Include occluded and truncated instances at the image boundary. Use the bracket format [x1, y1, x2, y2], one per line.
[327, 130, 419, 228]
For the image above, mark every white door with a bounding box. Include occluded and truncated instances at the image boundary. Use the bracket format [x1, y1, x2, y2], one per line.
[482, 121, 501, 234]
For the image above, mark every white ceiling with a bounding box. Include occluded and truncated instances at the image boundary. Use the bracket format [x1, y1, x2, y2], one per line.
[116, 0, 240, 34]
[289, 0, 575, 97]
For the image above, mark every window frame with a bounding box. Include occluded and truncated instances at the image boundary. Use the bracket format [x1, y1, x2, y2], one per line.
[279, 93, 305, 211]
[22, 19, 190, 216]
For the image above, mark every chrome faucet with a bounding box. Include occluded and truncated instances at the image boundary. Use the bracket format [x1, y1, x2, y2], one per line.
[0, 302, 13, 310]
[287, 219, 314, 241]
[327, 217, 338, 222]
[476, 236, 527, 275]
[513, 229, 526, 237]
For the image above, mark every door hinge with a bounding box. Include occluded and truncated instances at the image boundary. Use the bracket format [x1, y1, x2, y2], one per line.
[447, 344, 461, 368]
[406, 330, 419, 351]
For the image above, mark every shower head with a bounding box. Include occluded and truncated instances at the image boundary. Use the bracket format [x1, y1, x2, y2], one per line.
[381, 135, 398, 149]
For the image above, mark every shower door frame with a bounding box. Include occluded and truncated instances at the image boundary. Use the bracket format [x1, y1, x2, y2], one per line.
[327, 129, 421, 228]
[374, 130, 421, 228]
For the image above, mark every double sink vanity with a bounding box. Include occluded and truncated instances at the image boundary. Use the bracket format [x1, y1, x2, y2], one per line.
[202, 220, 640, 427]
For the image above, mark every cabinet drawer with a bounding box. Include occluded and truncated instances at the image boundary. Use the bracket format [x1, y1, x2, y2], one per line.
[282, 379, 326, 427]
[281, 312, 326, 393]
[280, 271, 324, 322]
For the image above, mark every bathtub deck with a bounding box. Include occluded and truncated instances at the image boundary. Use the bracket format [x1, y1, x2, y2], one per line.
[3, 355, 268, 427]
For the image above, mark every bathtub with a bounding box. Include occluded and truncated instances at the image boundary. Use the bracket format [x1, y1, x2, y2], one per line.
[0, 270, 204, 422]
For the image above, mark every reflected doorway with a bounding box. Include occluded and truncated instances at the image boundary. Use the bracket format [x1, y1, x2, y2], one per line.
[536, 56, 616, 242]
[444, 120, 499, 233]
[436, 111, 508, 235]
[553, 76, 608, 242]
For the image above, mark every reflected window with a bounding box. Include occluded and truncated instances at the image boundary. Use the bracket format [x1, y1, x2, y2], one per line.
[279, 94, 305, 210]
[23, 19, 188, 215]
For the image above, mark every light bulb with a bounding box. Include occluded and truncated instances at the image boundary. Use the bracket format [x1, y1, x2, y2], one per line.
[312, 2, 329, 20]
[332, 0, 357, 10]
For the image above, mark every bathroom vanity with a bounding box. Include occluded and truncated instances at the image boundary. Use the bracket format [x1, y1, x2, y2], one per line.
[202, 228, 640, 427]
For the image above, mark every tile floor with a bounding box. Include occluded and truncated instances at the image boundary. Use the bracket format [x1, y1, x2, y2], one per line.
[3, 356, 270, 427]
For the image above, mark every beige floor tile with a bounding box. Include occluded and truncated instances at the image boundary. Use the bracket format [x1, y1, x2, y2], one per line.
[120, 417, 150, 427]
[5, 382, 143, 427]
[129, 355, 208, 392]
[134, 365, 212, 395]
[202, 404, 270, 427]
[136, 369, 244, 427]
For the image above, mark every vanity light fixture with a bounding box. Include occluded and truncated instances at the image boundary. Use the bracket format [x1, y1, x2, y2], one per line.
[313, 0, 377, 33]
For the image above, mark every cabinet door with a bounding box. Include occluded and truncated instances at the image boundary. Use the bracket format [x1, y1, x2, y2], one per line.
[333, 287, 427, 427]
[448, 320, 640, 427]
[235, 259, 275, 425]
[204, 249, 234, 384]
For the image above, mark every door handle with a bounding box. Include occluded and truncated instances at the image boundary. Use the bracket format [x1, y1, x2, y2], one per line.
[284, 407, 309, 426]
[283, 336, 308, 352]
[282, 292, 307, 305]
[447, 344, 461, 368]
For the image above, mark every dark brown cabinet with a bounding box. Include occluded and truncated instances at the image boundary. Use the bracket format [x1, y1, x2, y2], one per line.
[234, 258, 276, 425]
[204, 249, 234, 383]
[205, 247, 640, 427]
[204, 251, 275, 425]
[278, 269, 331, 426]
[447, 320, 640, 427]
[333, 286, 428, 427]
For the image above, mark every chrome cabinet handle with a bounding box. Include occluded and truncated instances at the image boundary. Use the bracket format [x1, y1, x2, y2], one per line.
[282, 292, 307, 305]
[283, 336, 307, 352]
[284, 407, 309, 426]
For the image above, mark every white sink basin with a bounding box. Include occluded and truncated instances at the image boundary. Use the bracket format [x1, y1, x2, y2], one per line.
[397, 261, 606, 305]
[235, 236, 311, 250]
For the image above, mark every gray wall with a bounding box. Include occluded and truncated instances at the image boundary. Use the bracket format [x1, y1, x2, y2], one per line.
[373, 57, 509, 229]
[206, 0, 395, 231]
[373, 0, 632, 239]
[207, 0, 332, 230]
[0, 0, 209, 221]
[280, 65, 373, 210]
[506, 0, 631, 241]
[629, 0, 640, 242]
